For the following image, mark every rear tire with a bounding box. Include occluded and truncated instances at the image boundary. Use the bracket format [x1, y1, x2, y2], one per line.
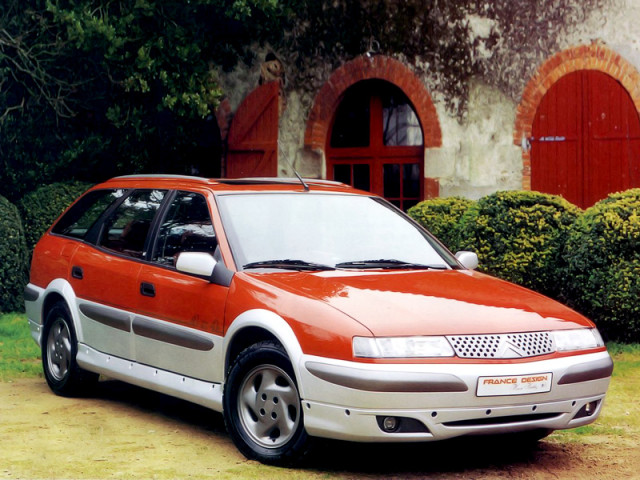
[223, 341, 310, 465]
[42, 302, 98, 396]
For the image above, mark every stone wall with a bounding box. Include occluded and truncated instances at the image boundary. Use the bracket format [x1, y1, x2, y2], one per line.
[216, 0, 640, 200]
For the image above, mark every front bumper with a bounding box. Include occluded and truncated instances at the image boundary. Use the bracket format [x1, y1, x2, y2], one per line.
[297, 351, 612, 442]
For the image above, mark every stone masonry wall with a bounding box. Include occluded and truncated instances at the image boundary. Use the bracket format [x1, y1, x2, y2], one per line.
[216, 0, 640, 200]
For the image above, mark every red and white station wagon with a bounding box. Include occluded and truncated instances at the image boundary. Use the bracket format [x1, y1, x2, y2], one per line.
[25, 175, 612, 464]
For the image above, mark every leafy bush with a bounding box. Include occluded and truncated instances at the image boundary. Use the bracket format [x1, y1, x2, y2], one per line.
[562, 189, 640, 341]
[0, 195, 29, 313]
[18, 182, 91, 252]
[408, 196, 475, 251]
[458, 190, 581, 297]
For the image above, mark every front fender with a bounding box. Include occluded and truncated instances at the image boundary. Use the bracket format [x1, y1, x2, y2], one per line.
[222, 309, 306, 395]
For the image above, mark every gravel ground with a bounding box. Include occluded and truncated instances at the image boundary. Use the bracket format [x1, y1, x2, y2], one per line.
[2, 378, 639, 480]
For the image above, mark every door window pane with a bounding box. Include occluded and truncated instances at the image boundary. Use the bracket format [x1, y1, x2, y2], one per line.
[383, 164, 401, 198]
[333, 164, 351, 185]
[353, 164, 370, 191]
[330, 88, 370, 148]
[100, 190, 166, 258]
[403, 163, 420, 198]
[152, 192, 217, 267]
[382, 91, 423, 146]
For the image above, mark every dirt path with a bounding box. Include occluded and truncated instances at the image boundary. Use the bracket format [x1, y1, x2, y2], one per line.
[1, 378, 639, 479]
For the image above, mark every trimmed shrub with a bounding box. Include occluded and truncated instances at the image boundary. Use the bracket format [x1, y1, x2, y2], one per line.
[562, 189, 640, 341]
[458, 190, 581, 298]
[18, 181, 91, 252]
[0, 195, 29, 313]
[407, 196, 475, 251]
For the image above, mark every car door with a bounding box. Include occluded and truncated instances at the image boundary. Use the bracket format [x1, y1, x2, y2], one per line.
[134, 190, 228, 382]
[71, 189, 167, 360]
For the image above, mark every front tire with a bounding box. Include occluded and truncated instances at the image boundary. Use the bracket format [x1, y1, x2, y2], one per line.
[42, 302, 98, 396]
[223, 341, 310, 465]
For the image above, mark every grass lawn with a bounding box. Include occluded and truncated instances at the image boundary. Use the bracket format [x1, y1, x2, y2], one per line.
[0, 313, 42, 381]
[1, 313, 639, 438]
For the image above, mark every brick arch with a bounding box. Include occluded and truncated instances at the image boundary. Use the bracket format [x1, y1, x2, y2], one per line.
[514, 43, 640, 189]
[304, 55, 442, 151]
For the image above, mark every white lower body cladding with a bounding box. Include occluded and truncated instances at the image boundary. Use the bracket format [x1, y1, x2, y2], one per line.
[298, 351, 612, 442]
[26, 281, 612, 444]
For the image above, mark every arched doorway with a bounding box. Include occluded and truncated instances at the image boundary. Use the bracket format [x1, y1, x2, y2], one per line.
[326, 80, 424, 210]
[531, 70, 640, 208]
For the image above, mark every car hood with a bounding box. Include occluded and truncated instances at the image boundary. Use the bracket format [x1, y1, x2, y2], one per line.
[245, 269, 593, 337]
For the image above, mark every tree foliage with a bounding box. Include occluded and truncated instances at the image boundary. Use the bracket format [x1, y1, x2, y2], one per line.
[0, 0, 282, 201]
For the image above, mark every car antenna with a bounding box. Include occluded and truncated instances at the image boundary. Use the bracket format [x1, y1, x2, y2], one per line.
[293, 169, 310, 192]
[279, 139, 310, 191]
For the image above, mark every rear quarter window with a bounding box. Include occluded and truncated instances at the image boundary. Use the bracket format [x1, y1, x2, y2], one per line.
[51, 189, 125, 240]
[99, 189, 166, 259]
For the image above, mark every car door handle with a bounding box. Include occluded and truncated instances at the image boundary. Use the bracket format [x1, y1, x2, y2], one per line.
[140, 282, 156, 297]
[71, 266, 83, 280]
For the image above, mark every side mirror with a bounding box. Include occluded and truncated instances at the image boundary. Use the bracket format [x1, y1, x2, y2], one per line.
[176, 251, 217, 277]
[455, 251, 478, 270]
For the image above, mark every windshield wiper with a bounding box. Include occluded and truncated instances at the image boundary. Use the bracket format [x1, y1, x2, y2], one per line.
[335, 259, 448, 270]
[242, 259, 335, 271]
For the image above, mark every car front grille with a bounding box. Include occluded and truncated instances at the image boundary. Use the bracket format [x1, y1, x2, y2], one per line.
[446, 332, 554, 359]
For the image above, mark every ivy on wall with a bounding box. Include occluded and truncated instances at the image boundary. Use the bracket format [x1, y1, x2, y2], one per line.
[273, 0, 608, 116]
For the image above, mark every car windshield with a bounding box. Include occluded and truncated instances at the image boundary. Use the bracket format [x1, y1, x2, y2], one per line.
[217, 193, 457, 271]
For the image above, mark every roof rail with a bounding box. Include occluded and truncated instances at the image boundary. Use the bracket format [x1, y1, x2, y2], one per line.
[112, 174, 210, 183]
[218, 177, 343, 186]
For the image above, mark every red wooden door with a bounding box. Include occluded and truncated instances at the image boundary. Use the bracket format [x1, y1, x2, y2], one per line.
[326, 80, 424, 211]
[226, 81, 279, 178]
[531, 70, 640, 208]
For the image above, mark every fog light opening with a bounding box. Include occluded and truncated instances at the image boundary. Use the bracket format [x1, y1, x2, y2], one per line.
[574, 400, 600, 419]
[382, 416, 399, 432]
[375, 416, 430, 434]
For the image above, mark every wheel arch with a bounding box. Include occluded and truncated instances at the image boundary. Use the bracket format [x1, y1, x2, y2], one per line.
[223, 309, 305, 393]
[39, 279, 83, 343]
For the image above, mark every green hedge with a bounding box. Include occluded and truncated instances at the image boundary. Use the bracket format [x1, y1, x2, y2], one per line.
[0, 195, 29, 313]
[17, 181, 91, 252]
[408, 196, 475, 251]
[458, 190, 581, 298]
[562, 189, 640, 341]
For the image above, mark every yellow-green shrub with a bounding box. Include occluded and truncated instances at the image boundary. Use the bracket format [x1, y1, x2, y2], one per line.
[407, 196, 475, 251]
[458, 190, 581, 298]
[562, 189, 640, 341]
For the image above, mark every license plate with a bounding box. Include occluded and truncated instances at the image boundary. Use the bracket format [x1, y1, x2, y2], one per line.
[477, 373, 553, 397]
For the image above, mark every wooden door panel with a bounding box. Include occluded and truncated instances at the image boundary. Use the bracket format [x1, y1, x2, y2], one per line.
[226, 81, 279, 178]
[532, 70, 640, 208]
[531, 141, 581, 205]
[532, 71, 583, 206]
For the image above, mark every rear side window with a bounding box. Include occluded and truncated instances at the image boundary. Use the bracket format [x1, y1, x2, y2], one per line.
[52, 189, 125, 240]
[151, 191, 217, 267]
[99, 189, 166, 259]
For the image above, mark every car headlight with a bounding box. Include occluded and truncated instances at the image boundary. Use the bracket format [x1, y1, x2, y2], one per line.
[552, 328, 604, 352]
[353, 336, 455, 358]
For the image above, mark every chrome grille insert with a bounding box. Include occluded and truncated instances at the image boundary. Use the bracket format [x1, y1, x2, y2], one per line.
[446, 332, 554, 359]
